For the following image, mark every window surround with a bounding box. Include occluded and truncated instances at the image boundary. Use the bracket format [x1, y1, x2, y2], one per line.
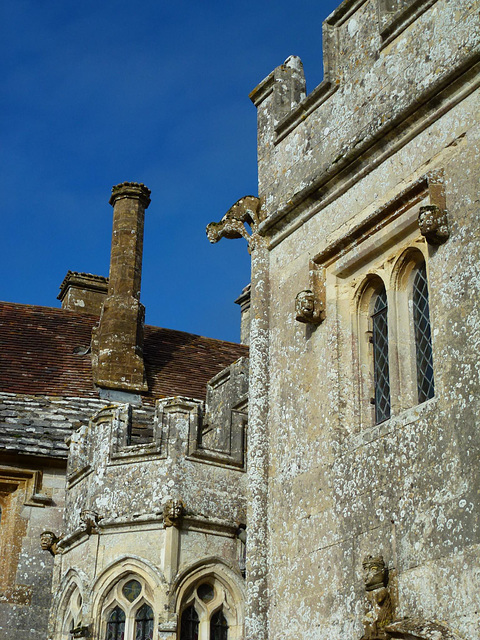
[173, 561, 245, 640]
[308, 172, 443, 433]
[99, 574, 155, 640]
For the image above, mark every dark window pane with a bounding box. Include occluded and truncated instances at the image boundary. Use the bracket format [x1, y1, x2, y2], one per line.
[372, 288, 391, 423]
[413, 263, 435, 403]
[123, 579, 142, 602]
[106, 606, 125, 640]
[197, 583, 214, 602]
[210, 610, 228, 640]
[180, 606, 199, 640]
[135, 603, 154, 640]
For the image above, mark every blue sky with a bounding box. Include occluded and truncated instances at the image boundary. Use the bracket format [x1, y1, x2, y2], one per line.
[1, 1, 340, 342]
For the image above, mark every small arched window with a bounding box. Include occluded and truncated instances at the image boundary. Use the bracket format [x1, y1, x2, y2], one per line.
[134, 603, 154, 640]
[371, 287, 391, 423]
[180, 605, 199, 640]
[412, 262, 434, 403]
[106, 606, 125, 640]
[210, 610, 228, 640]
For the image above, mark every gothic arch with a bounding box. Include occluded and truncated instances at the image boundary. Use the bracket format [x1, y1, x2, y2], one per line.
[50, 569, 86, 640]
[172, 556, 245, 640]
[91, 555, 166, 640]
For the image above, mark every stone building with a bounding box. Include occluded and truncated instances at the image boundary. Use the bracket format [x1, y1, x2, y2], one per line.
[1, 0, 479, 639]
[0, 182, 248, 640]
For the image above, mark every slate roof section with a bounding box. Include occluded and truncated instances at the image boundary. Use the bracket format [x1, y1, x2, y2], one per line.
[0, 301, 248, 403]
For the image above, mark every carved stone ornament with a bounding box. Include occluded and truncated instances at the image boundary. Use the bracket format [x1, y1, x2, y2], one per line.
[40, 530, 60, 556]
[418, 205, 449, 245]
[206, 196, 264, 253]
[295, 289, 323, 324]
[80, 509, 101, 534]
[71, 625, 90, 639]
[163, 499, 185, 528]
[361, 555, 395, 640]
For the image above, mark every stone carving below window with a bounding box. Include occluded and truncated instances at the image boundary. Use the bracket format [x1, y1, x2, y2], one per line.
[71, 625, 90, 638]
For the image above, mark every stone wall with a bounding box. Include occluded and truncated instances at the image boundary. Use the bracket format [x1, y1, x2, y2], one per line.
[48, 358, 248, 639]
[247, 0, 480, 638]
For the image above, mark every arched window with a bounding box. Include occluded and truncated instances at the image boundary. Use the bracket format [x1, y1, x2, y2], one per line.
[106, 606, 125, 640]
[100, 575, 155, 640]
[371, 287, 391, 423]
[58, 582, 83, 640]
[412, 261, 434, 403]
[134, 603, 154, 640]
[180, 605, 199, 640]
[210, 610, 228, 640]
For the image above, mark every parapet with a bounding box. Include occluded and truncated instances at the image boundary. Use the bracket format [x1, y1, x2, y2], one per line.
[250, 0, 480, 241]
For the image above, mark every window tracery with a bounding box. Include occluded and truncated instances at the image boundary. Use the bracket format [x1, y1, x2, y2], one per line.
[178, 574, 240, 640]
[100, 575, 155, 640]
[60, 583, 83, 640]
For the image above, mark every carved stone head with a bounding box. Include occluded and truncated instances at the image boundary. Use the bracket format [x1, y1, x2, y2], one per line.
[362, 555, 387, 591]
[40, 530, 57, 550]
[80, 509, 100, 533]
[418, 205, 449, 245]
[163, 499, 185, 527]
[295, 289, 315, 322]
[40, 531, 59, 555]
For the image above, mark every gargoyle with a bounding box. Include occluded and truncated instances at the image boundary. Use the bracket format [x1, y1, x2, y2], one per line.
[206, 196, 262, 250]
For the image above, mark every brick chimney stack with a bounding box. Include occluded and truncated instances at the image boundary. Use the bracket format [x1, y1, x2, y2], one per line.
[92, 181, 151, 393]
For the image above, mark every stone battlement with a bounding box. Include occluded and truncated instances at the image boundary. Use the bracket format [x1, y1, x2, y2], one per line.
[250, 0, 480, 244]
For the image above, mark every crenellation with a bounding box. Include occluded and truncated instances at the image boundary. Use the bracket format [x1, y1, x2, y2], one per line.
[1, 1, 479, 638]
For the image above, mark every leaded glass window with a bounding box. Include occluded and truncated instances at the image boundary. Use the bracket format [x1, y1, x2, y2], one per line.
[413, 263, 434, 403]
[210, 610, 228, 640]
[180, 605, 199, 640]
[123, 580, 142, 603]
[372, 288, 391, 423]
[134, 603, 154, 640]
[106, 606, 125, 640]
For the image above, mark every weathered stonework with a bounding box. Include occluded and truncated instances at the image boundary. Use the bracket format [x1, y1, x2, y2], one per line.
[2, 1, 479, 639]
[239, 0, 480, 638]
[92, 182, 151, 393]
[49, 366, 248, 639]
[57, 272, 108, 315]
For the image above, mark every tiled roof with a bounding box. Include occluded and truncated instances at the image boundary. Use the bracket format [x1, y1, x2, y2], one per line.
[0, 301, 248, 403]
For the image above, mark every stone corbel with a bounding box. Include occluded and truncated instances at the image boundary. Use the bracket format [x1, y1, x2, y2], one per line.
[40, 531, 62, 556]
[418, 205, 449, 245]
[206, 196, 264, 253]
[80, 509, 102, 535]
[295, 265, 326, 324]
[418, 170, 450, 245]
[163, 499, 185, 528]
